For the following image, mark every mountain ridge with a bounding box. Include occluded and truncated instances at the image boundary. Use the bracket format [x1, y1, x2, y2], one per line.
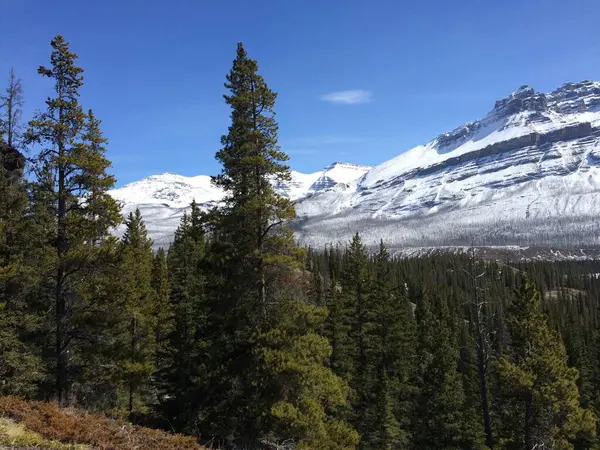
[110, 80, 600, 251]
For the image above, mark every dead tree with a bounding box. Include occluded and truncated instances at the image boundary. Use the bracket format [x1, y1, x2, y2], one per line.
[0, 68, 24, 148]
[455, 247, 495, 449]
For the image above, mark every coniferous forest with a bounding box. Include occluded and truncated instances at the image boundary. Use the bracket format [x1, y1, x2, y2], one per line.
[2, 35, 600, 450]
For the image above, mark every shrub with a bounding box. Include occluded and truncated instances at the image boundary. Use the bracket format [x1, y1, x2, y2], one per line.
[0, 396, 202, 450]
[0, 417, 87, 449]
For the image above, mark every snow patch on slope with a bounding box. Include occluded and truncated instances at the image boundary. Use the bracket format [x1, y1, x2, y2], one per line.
[110, 173, 224, 208]
[110, 162, 371, 247]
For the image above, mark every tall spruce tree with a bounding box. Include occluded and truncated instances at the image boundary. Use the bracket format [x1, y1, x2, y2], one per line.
[159, 204, 207, 432]
[203, 42, 357, 449]
[340, 233, 370, 421]
[151, 247, 171, 376]
[364, 241, 415, 449]
[496, 279, 596, 449]
[117, 209, 156, 418]
[25, 35, 121, 406]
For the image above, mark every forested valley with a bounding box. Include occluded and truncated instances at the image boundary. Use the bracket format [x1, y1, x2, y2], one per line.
[2, 35, 600, 450]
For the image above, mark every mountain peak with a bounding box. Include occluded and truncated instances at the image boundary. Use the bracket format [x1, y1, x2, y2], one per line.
[324, 161, 372, 171]
[491, 85, 547, 118]
[512, 84, 535, 97]
[434, 80, 600, 153]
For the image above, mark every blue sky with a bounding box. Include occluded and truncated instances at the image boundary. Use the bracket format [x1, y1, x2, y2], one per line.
[2, 0, 599, 186]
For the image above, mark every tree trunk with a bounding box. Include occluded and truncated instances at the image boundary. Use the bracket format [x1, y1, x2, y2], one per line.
[524, 395, 533, 450]
[56, 158, 67, 407]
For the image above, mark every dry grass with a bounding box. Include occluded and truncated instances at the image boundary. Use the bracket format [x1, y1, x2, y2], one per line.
[0, 417, 88, 449]
[0, 397, 202, 450]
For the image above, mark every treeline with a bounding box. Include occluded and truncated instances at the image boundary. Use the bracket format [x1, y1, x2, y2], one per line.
[2, 35, 600, 450]
[297, 212, 600, 250]
[308, 244, 600, 449]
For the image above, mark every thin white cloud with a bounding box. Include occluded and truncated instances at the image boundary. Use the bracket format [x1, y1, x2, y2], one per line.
[321, 89, 373, 105]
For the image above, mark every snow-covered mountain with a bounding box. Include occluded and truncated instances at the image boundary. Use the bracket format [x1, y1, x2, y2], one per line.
[295, 81, 600, 249]
[110, 162, 372, 247]
[110, 80, 600, 250]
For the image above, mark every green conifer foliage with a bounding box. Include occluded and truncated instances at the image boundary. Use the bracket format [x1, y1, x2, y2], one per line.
[497, 279, 596, 449]
[326, 273, 354, 386]
[341, 233, 370, 409]
[0, 146, 42, 396]
[117, 209, 156, 419]
[159, 205, 207, 432]
[151, 248, 171, 374]
[363, 241, 416, 450]
[201, 42, 357, 449]
[414, 287, 484, 449]
[25, 35, 121, 406]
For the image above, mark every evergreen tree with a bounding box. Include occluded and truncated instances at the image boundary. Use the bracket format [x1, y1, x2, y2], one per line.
[159, 204, 207, 431]
[0, 142, 42, 395]
[25, 35, 121, 406]
[496, 279, 596, 449]
[325, 233, 372, 435]
[307, 255, 325, 306]
[326, 272, 354, 387]
[364, 241, 415, 449]
[202, 42, 357, 448]
[81, 110, 120, 243]
[413, 287, 484, 449]
[340, 232, 370, 426]
[117, 209, 156, 419]
[582, 327, 600, 448]
[151, 247, 171, 375]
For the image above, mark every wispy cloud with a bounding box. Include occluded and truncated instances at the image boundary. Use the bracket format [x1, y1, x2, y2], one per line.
[321, 89, 373, 105]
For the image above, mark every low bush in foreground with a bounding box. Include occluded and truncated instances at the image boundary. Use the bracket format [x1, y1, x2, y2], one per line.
[0, 396, 202, 450]
[0, 417, 87, 449]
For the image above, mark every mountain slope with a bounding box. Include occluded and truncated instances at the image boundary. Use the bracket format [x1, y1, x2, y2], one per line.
[110, 162, 371, 248]
[110, 80, 600, 250]
[295, 81, 600, 249]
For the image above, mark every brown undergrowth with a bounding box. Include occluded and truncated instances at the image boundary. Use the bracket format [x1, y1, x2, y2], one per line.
[0, 396, 202, 450]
